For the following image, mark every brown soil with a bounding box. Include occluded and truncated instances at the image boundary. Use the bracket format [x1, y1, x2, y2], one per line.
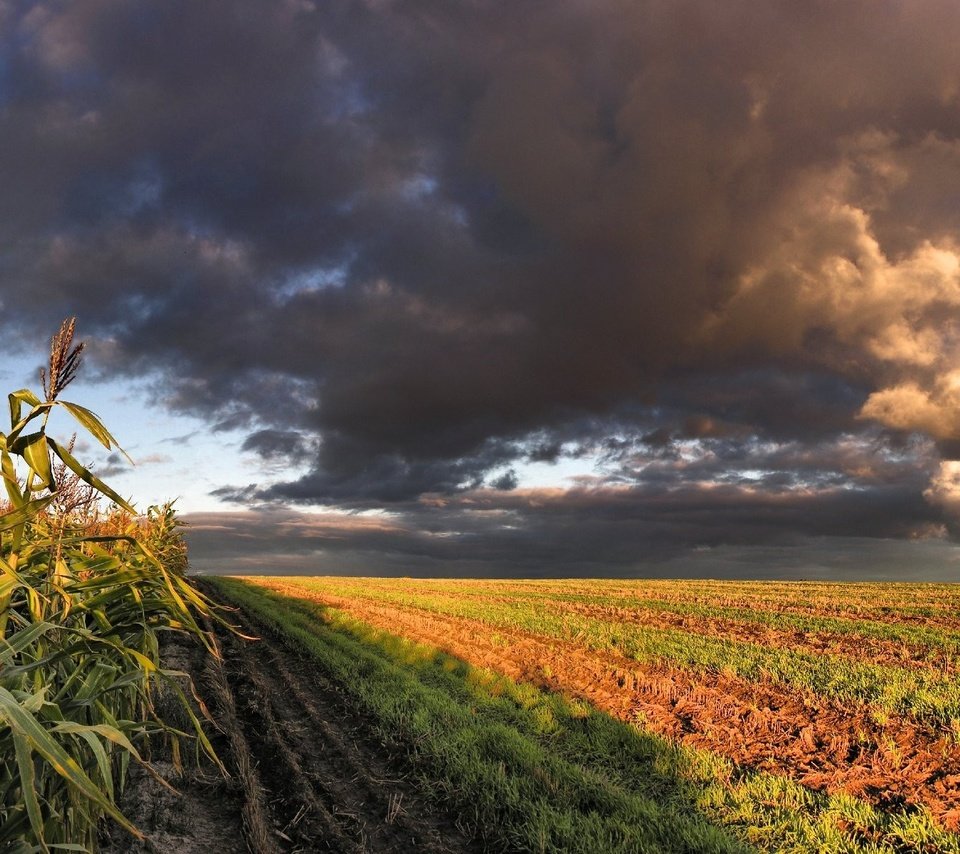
[263, 584, 960, 831]
[100, 602, 480, 854]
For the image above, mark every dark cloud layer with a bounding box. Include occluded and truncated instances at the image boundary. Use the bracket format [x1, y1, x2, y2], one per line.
[4, 1, 960, 574]
[183, 491, 957, 579]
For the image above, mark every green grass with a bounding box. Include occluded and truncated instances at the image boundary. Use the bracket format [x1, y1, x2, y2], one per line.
[210, 577, 960, 854]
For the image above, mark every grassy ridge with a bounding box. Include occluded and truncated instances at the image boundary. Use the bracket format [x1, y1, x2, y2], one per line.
[429, 579, 960, 612]
[253, 577, 960, 726]
[210, 577, 960, 854]
[341, 578, 960, 626]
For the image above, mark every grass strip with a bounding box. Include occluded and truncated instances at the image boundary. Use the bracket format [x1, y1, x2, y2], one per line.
[346, 578, 960, 624]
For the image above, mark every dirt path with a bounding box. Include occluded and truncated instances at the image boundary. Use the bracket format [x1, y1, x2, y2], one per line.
[99, 632, 248, 854]
[100, 603, 479, 853]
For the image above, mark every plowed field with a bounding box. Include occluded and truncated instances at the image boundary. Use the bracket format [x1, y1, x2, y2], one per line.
[200, 576, 960, 853]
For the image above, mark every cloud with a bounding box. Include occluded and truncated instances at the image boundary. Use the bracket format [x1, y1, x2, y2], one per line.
[488, 469, 518, 491]
[860, 381, 959, 439]
[202, 427, 950, 573]
[3, 1, 960, 571]
[137, 453, 173, 465]
[184, 470, 952, 577]
[924, 460, 960, 525]
[241, 429, 314, 464]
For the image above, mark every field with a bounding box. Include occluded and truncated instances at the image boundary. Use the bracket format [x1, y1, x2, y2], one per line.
[189, 576, 960, 854]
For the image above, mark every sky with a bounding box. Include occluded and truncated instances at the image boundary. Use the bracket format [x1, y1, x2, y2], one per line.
[3, 0, 960, 579]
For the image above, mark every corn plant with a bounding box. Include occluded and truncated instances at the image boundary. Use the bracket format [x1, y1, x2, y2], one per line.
[140, 501, 188, 578]
[0, 319, 222, 852]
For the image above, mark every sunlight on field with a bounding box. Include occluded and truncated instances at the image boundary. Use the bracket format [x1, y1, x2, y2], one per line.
[212, 577, 960, 853]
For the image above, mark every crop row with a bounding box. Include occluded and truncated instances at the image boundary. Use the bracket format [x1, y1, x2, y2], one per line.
[325, 581, 960, 672]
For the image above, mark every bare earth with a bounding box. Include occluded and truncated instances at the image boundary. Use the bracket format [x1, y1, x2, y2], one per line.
[100, 601, 478, 854]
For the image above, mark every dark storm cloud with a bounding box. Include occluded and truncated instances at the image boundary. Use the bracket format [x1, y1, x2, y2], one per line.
[4, 0, 960, 571]
[241, 429, 314, 464]
[200, 426, 955, 576]
[244, 434, 518, 503]
[184, 474, 951, 577]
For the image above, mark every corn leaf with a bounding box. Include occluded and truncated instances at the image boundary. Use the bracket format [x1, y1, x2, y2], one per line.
[17, 434, 53, 492]
[1, 448, 24, 507]
[0, 687, 142, 839]
[7, 399, 53, 445]
[52, 722, 141, 761]
[8, 390, 40, 429]
[58, 728, 114, 795]
[0, 621, 55, 667]
[59, 402, 132, 465]
[13, 733, 47, 854]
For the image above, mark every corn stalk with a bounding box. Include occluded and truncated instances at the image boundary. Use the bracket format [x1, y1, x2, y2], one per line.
[0, 319, 222, 852]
